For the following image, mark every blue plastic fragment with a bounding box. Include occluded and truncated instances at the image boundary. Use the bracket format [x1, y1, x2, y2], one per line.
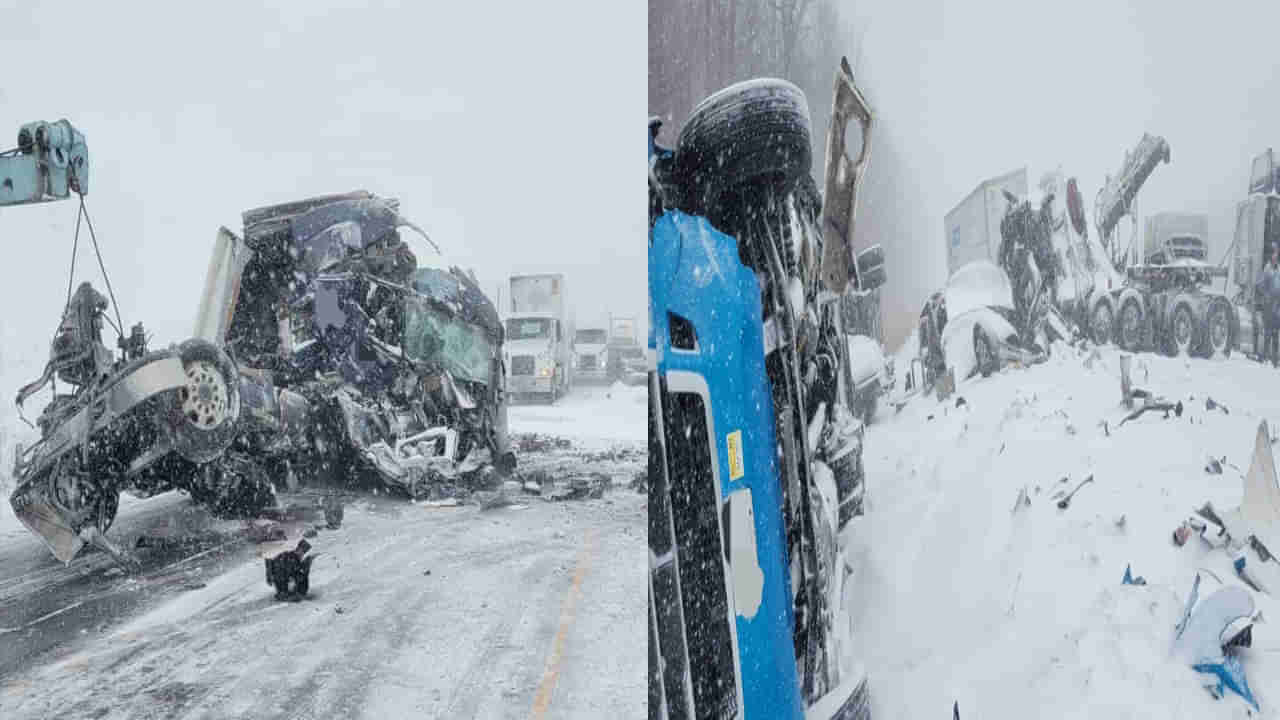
[1192, 655, 1260, 712]
[1122, 564, 1147, 585]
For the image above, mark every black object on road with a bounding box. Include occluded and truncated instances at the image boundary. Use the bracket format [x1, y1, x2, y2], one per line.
[266, 538, 315, 602]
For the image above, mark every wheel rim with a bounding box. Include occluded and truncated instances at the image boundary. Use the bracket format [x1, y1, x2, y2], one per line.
[1209, 307, 1229, 351]
[1174, 309, 1193, 352]
[1093, 306, 1113, 345]
[180, 360, 231, 429]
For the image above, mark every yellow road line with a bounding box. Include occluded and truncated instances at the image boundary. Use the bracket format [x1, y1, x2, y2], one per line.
[530, 529, 596, 719]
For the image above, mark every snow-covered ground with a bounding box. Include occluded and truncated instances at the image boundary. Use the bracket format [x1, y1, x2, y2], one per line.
[0, 385, 645, 719]
[509, 382, 646, 449]
[848, 343, 1280, 718]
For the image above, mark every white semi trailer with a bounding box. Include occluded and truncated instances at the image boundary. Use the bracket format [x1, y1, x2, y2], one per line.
[504, 273, 573, 403]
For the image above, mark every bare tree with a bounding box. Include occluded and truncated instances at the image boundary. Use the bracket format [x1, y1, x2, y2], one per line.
[772, 0, 814, 78]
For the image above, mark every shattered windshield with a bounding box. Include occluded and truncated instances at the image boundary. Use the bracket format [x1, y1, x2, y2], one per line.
[576, 329, 607, 344]
[506, 318, 551, 340]
[403, 297, 494, 385]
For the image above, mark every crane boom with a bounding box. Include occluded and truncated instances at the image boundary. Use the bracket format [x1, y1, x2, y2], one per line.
[1094, 133, 1169, 252]
[0, 119, 89, 206]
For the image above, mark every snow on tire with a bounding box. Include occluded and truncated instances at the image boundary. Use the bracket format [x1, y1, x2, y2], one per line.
[1204, 299, 1233, 359]
[676, 79, 812, 219]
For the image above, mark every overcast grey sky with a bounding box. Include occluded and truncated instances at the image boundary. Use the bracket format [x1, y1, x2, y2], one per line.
[841, 0, 1280, 337]
[0, 1, 645, 378]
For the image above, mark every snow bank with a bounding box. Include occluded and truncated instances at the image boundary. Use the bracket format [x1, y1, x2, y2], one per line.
[847, 345, 1280, 717]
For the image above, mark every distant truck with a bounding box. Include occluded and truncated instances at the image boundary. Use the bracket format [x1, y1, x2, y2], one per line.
[505, 273, 573, 403]
[944, 168, 1028, 276]
[573, 325, 609, 383]
[605, 314, 639, 381]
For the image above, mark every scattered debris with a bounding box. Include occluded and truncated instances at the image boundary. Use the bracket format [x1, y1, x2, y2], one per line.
[1206, 457, 1224, 475]
[1006, 571, 1023, 617]
[1115, 514, 1127, 531]
[1120, 354, 1133, 409]
[478, 492, 516, 511]
[1171, 573, 1259, 712]
[1174, 523, 1193, 547]
[246, 522, 288, 544]
[1011, 486, 1031, 514]
[516, 434, 574, 453]
[629, 471, 647, 494]
[1206, 397, 1230, 415]
[1116, 395, 1184, 427]
[1121, 564, 1147, 585]
[955, 396, 967, 408]
[1057, 475, 1094, 510]
[265, 538, 314, 602]
[1233, 554, 1266, 593]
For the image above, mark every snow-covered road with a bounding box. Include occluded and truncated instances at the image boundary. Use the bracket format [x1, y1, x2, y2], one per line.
[852, 344, 1280, 718]
[0, 385, 645, 720]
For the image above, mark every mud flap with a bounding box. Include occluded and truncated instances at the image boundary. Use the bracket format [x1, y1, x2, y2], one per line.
[819, 57, 874, 296]
[11, 479, 85, 565]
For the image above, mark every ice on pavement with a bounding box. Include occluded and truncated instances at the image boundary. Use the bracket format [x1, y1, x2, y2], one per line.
[848, 343, 1280, 717]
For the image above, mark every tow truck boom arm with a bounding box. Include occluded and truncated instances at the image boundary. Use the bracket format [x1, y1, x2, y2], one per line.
[1094, 133, 1169, 247]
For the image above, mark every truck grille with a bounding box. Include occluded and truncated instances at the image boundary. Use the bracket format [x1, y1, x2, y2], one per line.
[580, 355, 597, 370]
[512, 355, 535, 376]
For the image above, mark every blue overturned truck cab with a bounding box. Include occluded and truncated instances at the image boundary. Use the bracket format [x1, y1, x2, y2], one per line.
[648, 57, 877, 720]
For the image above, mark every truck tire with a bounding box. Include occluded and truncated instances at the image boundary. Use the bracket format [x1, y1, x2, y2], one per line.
[1170, 302, 1196, 357]
[171, 339, 242, 464]
[676, 79, 812, 220]
[1118, 298, 1145, 352]
[1090, 300, 1115, 347]
[1204, 299, 1233, 359]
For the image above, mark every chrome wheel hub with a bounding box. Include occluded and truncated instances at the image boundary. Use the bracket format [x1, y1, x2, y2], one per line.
[180, 361, 230, 429]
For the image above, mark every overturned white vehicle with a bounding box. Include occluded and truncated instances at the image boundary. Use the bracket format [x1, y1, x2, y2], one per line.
[920, 260, 1051, 384]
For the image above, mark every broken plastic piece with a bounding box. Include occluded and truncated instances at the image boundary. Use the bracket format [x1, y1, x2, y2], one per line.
[1122, 564, 1147, 585]
[1174, 524, 1192, 547]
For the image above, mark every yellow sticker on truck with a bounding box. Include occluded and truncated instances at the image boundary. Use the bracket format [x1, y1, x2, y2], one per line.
[726, 430, 744, 481]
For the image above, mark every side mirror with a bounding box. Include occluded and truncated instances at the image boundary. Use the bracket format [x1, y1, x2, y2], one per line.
[855, 244, 886, 291]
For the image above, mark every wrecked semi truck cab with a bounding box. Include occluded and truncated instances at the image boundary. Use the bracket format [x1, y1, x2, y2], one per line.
[209, 191, 515, 500]
[648, 58, 878, 720]
[505, 273, 572, 403]
[1230, 149, 1280, 359]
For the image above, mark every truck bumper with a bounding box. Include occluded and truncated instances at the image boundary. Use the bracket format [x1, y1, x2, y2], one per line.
[574, 369, 610, 384]
[508, 375, 553, 395]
